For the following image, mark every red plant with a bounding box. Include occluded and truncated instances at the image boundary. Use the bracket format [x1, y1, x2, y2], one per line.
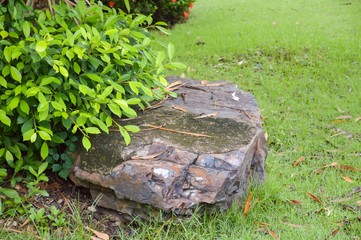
[183, 11, 189, 19]
[108, 1, 115, 7]
[171, 0, 177, 2]
[189, 2, 194, 9]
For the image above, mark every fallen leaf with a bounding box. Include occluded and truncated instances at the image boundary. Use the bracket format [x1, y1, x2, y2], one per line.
[339, 164, 361, 172]
[341, 175, 353, 183]
[335, 115, 352, 120]
[268, 229, 280, 240]
[243, 192, 253, 217]
[306, 192, 323, 204]
[289, 199, 302, 205]
[357, 201, 361, 206]
[355, 116, 361, 122]
[86, 226, 109, 240]
[324, 228, 339, 239]
[292, 156, 305, 167]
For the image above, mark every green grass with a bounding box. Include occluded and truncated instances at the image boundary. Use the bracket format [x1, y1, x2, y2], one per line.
[149, 0, 361, 239]
[2, 0, 360, 239]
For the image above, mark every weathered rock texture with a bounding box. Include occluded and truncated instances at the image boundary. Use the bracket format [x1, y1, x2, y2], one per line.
[70, 77, 267, 219]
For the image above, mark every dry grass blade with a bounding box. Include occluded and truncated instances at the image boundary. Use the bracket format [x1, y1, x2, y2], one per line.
[292, 156, 305, 167]
[131, 151, 165, 160]
[165, 80, 184, 92]
[335, 115, 352, 120]
[194, 112, 218, 119]
[140, 124, 212, 137]
[306, 192, 323, 204]
[172, 105, 188, 112]
[243, 192, 253, 217]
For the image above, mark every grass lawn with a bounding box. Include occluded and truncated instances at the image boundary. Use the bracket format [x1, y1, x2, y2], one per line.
[1, 0, 360, 239]
[146, 0, 361, 239]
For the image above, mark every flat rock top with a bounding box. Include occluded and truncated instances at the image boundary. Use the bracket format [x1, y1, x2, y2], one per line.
[76, 78, 261, 174]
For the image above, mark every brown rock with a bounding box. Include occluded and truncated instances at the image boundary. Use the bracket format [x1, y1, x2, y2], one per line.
[70, 77, 267, 219]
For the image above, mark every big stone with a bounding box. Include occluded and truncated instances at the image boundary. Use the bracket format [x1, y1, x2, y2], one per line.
[70, 77, 267, 219]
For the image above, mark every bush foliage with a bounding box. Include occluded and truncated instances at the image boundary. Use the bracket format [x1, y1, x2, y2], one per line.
[0, 0, 183, 209]
[104, 0, 195, 26]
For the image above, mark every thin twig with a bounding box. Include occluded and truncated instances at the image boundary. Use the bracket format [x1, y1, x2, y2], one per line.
[140, 124, 211, 137]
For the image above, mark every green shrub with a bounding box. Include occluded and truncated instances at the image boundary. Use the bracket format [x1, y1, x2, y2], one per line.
[103, 0, 195, 26]
[0, 0, 183, 207]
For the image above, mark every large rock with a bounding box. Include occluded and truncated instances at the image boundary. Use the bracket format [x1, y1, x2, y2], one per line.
[70, 77, 267, 219]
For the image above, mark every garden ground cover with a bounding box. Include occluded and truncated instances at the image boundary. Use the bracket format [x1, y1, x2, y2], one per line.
[1, 0, 360, 239]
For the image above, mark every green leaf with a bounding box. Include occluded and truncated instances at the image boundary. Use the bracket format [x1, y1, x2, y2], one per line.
[30, 132, 37, 142]
[108, 103, 122, 117]
[36, 40, 47, 53]
[23, 21, 31, 38]
[170, 62, 187, 68]
[156, 51, 166, 67]
[119, 126, 131, 145]
[129, 82, 139, 95]
[85, 127, 101, 134]
[155, 26, 171, 35]
[0, 76, 7, 88]
[40, 142, 49, 159]
[20, 100, 30, 114]
[104, 15, 118, 28]
[105, 29, 118, 35]
[23, 129, 35, 141]
[59, 66, 69, 78]
[0, 109, 11, 126]
[8, 96, 20, 110]
[1, 188, 19, 199]
[40, 77, 60, 86]
[84, 73, 103, 83]
[122, 106, 137, 117]
[3, 46, 11, 63]
[38, 131, 51, 141]
[73, 62, 81, 74]
[167, 42, 175, 60]
[127, 98, 141, 105]
[10, 66, 22, 82]
[82, 136, 91, 151]
[124, 125, 140, 133]
[124, 0, 130, 13]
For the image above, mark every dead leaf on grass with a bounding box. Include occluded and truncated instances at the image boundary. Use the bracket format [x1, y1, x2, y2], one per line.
[306, 192, 323, 204]
[243, 192, 252, 217]
[341, 175, 353, 183]
[324, 228, 339, 240]
[86, 226, 109, 240]
[289, 199, 302, 205]
[355, 116, 361, 122]
[292, 156, 305, 167]
[357, 201, 361, 206]
[268, 229, 280, 240]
